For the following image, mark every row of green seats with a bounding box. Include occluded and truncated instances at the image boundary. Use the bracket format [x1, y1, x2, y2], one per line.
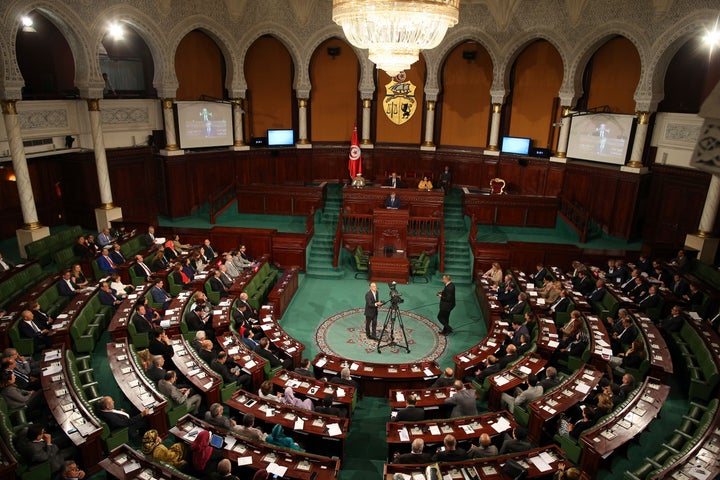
[25, 225, 85, 266]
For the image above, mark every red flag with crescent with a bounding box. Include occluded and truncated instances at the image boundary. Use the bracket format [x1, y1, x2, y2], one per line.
[348, 123, 362, 179]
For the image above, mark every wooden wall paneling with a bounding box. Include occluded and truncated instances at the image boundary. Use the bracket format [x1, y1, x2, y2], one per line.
[271, 233, 308, 270]
[545, 161, 565, 196]
[60, 152, 102, 228]
[210, 226, 275, 258]
[106, 147, 157, 224]
[163, 155, 194, 218]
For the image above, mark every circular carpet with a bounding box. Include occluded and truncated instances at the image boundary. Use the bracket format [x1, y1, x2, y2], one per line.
[315, 308, 447, 364]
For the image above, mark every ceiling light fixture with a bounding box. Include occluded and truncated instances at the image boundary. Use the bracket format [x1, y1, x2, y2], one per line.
[332, 0, 460, 77]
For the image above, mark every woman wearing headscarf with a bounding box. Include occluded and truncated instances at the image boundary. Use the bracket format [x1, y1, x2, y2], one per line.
[265, 424, 301, 451]
[141, 429, 186, 468]
[281, 387, 314, 410]
[190, 429, 221, 474]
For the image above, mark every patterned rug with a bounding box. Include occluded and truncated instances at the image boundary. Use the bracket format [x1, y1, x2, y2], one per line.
[315, 307, 447, 364]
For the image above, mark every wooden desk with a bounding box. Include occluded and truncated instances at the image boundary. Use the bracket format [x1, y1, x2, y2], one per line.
[161, 290, 196, 337]
[40, 348, 104, 472]
[452, 320, 507, 379]
[388, 385, 475, 420]
[259, 305, 304, 368]
[474, 276, 506, 329]
[487, 354, 547, 411]
[99, 444, 191, 480]
[632, 312, 673, 380]
[107, 339, 169, 437]
[227, 254, 270, 296]
[386, 411, 517, 459]
[171, 414, 340, 480]
[225, 391, 349, 460]
[236, 183, 326, 216]
[272, 369, 355, 412]
[170, 334, 222, 405]
[584, 314, 613, 370]
[535, 316, 560, 357]
[384, 445, 568, 479]
[267, 267, 299, 319]
[312, 353, 441, 397]
[343, 186, 444, 217]
[580, 377, 670, 476]
[107, 283, 152, 341]
[463, 191, 558, 228]
[369, 253, 410, 284]
[217, 333, 267, 392]
[526, 365, 603, 444]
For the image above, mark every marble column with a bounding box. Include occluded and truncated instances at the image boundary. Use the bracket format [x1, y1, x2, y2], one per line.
[486, 103, 502, 154]
[421, 101, 436, 151]
[555, 106, 572, 158]
[626, 111, 651, 169]
[361, 99, 373, 147]
[297, 98, 311, 148]
[2, 100, 50, 256]
[87, 99, 123, 230]
[231, 99, 249, 151]
[686, 174, 720, 263]
[161, 98, 183, 155]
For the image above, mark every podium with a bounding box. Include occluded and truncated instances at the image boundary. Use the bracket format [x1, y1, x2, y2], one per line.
[369, 208, 410, 283]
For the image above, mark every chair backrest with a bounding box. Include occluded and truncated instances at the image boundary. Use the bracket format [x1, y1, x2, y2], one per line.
[490, 177, 506, 194]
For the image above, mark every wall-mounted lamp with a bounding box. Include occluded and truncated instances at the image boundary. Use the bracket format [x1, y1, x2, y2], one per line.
[21, 16, 36, 33]
[327, 46, 341, 58]
[462, 50, 477, 62]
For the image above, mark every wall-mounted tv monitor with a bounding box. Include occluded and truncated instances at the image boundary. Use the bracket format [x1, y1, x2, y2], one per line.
[267, 129, 294, 147]
[566, 113, 636, 165]
[501, 136, 531, 156]
[175, 101, 233, 149]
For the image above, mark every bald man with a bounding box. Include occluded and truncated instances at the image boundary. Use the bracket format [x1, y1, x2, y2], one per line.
[364, 282, 382, 340]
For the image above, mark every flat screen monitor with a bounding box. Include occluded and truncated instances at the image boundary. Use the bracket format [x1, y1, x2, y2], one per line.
[267, 129, 294, 147]
[566, 113, 635, 165]
[500, 136, 531, 156]
[175, 101, 233, 149]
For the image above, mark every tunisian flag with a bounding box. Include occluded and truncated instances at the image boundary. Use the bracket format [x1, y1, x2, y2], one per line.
[348, 124, 362, 179]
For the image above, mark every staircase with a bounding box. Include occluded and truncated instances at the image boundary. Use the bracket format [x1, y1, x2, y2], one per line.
[439, 190, 473, 284]
[306, 184, 345, 279]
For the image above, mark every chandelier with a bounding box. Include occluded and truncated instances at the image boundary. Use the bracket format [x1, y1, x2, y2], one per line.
[332, 0, 460, 77]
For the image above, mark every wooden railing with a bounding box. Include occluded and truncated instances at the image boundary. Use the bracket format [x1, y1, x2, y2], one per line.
[333, 207, 343, 268]
[558, 195, 591, 243]
[341, 213, 373, 234]
[208, 182, 237, 224]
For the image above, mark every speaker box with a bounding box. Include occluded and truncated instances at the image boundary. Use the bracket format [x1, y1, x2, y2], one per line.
[530, 147, 551, 158]
[250, 136, 267, 148]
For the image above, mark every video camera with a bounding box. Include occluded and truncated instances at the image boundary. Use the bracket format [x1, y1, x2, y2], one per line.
[388, 281, 404, 305]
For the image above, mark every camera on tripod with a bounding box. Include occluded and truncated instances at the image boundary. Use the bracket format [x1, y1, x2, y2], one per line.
[388, 281, 404, 305]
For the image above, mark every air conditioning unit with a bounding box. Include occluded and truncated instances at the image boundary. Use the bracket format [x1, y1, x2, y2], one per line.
[23, 137, 55, 154]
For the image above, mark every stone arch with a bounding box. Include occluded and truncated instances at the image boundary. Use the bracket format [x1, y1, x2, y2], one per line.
[303, 25, 375, 97]
[167, 15, 240, 98]
[4, 0, 96, 96]
[86, 4, 169, 97]
[236, 23, 305, 96]
[645, 9, 720, 111]
[494, 29, 568, 100]
[565, 22, 649, 108]
[424, 26, 500, 97]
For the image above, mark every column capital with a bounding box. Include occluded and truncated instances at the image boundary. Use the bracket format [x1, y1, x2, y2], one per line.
[162, 98, 175, 110]
[636, 111, 652, 125]
[0, 100, 18, 115]
[86, 99, 101, 112]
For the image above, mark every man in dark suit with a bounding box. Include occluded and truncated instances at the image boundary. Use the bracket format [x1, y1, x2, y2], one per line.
[29, 301, 53, 330]
[555, 330, 588, 364]
[146, 355, 167, 383]
[635, 255, 651, 274]
[131, 305, 157, 334]
[198, 339, 217, 365]
[18, 310, 53, 350]
[150, 279, 172, 309]
[576, 271, 594, 296]
[364, 282, 381, 340]
[539, 366, 559, 391]
[293, 358, 314, 378]
[208, 269, 228, 298]
[56, 270, 79, 296]
[432, 434, 467, 462]
[109, 243, 126, 266]
[242, 329, 259, 350]
[97, 396, 149, 443]
[98, 282, 122, 309]
[202, 239, 217, 259]
[670, 274, 690, 298]
[395, 394, 425, 422]
[254, 337, 291, 369]
[437, 274, 456, 335]
[549, 290, 570, 319]
[620, 269, 641, 292]
[315, 394, 344, 417]
[330, 367, 359, 388]
[659, 305, 685, 334]
[628, 276, 650, 302]
[587, 279, 607, 302]
[499, 426, 533, 454]
[531, 264, 547, 285]
[394, 438, 433, 464]
[387, 172, 401, 188]
[496, 282, 519, 307]
[211, 352, 251, 390]
[638, 285, 661, 312]
[72, 235, 92, 259]
[384, 192, 401, 209]
[505, 293, 528, 319]
[133, 255, 153, 281]
[143, 226, 156, 248]
[186, 305, 216, 341]
[465, 355, 500, 384]
[506, 318, 529, 348]
[97, 247, 118, 274]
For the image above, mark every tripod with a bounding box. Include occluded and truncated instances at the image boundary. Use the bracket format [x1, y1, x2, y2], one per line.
[377, 300, 410, 354]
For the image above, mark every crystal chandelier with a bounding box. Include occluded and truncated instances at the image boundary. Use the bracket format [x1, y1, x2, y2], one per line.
[332, 0, 460, 77]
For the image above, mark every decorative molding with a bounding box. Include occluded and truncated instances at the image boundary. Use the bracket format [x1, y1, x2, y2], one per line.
[664, 123, 701, 145]
[19, 109, 68, 130]
[101, 107, 150, 126]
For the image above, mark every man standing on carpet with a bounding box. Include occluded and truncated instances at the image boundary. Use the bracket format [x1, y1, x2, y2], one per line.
[364, 282, 382, 340]
[437, 274, 456, 335]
